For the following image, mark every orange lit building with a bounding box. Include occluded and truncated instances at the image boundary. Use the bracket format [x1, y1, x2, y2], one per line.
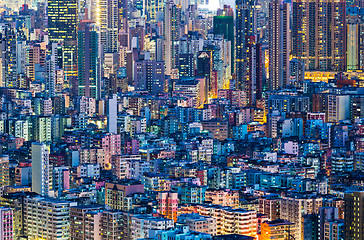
[158, 192, 178, 222]
[260, 219, 294, 240]
[205, 189, 239, 208]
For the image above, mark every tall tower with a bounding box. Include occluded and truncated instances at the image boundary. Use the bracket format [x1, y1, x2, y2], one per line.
[47, 0, 78, 83]
[78, 23, 100, 99]
[235, 0, 258, 91]
[245, 35, 262, 105]
[45, 55, 56, 98]
[164, 1, 181, 76]
[347, 15, 364, 71]
[292, 0, 346, 71]
[268, 0, 290, 90]
[1, 26, 17, 88]
[213, 15, 234, 73]
[31, 143, 50, 196]
[0, 155, 9, 187]
[345, 191, 364, 240]
[158, 192, 178, 223]
[98, 0, 119, 53]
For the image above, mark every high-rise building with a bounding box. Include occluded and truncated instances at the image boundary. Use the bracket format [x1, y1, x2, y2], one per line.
[197, 51, 212, 101]
[131, 215, 174, 239]
[182, 204, 258, 237]
[118, 0, 127, 31]
[105, 181, 144, 211]
[280, 196, 323, 240]
[100, 209, 124, 239]
[344, 191, 364, 240]
[32, 116, 52, 142]
[289, 58, 305, 84]
[107, 94, 118, 135]
[24, 197, 77, 240]
[1, 26, 17, 88]
[178, 53, 194, 78]
[45, 55, 56, 98]
[259, 197, 281, 221]
[292, 0, 346, 71]
[27, 43, 45, 82]
[48, 0, 78, 82]
[318, 207, 339, 240]
[35, 2, 46, 29]
[0, 155, 9, 187]
[70, 205, 104, 240]
[213, 15, 234, 72]
[134, 60, 165, 93]
[245, 35, 262, 105]
[78, 23, 100, 99]
[164, 1, 181, 76]
[0, 207, 13, 240]
[260, 219, 293, 240]
[31, 143, 50, 196]
[177, 213, 216, 236]
[323, 220, 344, 240]
[158, 192, 178, 223]
[235, 0, 258, 91]
[98, 0, 119, 53]
[205, 189, 239, 208]
[146, 0, 164, 21]
[347, 16, 364, 71]
[268, 0, 290, 90]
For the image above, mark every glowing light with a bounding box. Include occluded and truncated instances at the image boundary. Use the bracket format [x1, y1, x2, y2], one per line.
[207, 1, 220, 11]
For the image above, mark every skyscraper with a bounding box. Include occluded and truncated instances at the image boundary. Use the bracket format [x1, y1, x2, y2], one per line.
[45, 55, 56, 98]
[31, 143, 50, 196]
[1, 26, 17, 88]
[134, 60, 165, 93]
[197, 51, 212, 102]
[107, 94, 118, 134]
[158, 192, 178, 223]
[98, 0, 119, 53]
[164, 1, 181, 76]
[268, 0, 290, 90]
[213, 15, 234, 73]
[78, 23, 100, 99]
[47, 0, 78, 82]
[0, 155, 9, 187]
[347, 16, 364, 71]
[344, 191, 364, 240]
[245, 35, 262, 105]
[292, 0, 346, 71]
[24, 197, 76, 239]
[178, 53, 194, 78]
[235, 0, 258, 91]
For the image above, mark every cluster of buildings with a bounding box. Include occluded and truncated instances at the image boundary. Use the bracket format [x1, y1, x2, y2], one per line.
[0, 0, 363, 240]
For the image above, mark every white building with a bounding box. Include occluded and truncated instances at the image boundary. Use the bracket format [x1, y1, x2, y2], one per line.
[77, 164, 100, 179]
[24, 197, 77, 240]
[0, 207, 13, 240]
[31, 142, 50, 196]
[131, 215, 173, 240]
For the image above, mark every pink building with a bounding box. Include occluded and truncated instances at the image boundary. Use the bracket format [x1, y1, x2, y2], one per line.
[205, 189, 240, 208]
[0, 207, 13, 240]
[218, 89, 246, 107]
[157, 150, 175, 159]
[94, 134, 121, 169]
[158, 192, 178, 222]
[124, 139, 139, 155]
[307, 112, 326, 122]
